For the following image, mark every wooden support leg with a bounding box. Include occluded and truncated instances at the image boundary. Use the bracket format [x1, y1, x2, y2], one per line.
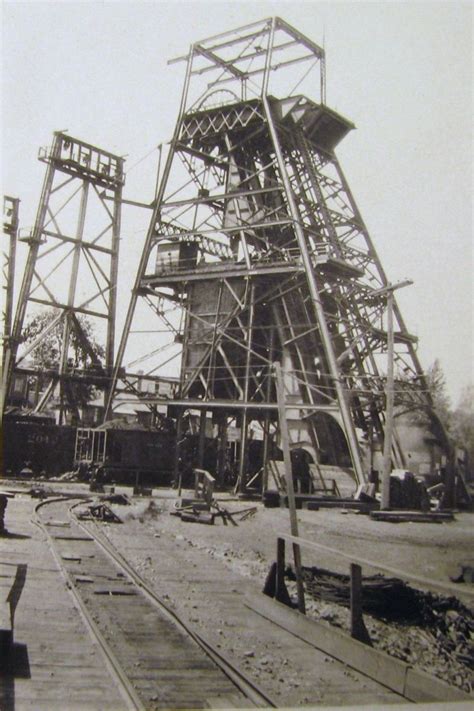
[276, 537, 285, 601]
[293, 543, 306, 614]
[350, 563, 372, 645]
[271, 538, 293, 607]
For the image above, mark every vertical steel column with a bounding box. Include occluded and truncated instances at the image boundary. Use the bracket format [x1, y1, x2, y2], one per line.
[275, 361, 305, 614]
[261, 326, 275, 495]
[381, 290, 394, 510]
[216, 414, 228, 486]
[105, 162, 124, 403]
[58, 181, 89, 423]
[198, 409, 207, 469]
[174, 409, 184, 490]
[237, 282, 255, 493]
[2, 137, 60, 413]
[334, 159, 429, 393]
[263, 97, 366, 485]
[206, 280, 224, 399]
[2, 197, 20, 351]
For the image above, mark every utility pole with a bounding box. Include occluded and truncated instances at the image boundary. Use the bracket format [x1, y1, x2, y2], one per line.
[379, 281, 413, 510]
[275, 361, 306, 614]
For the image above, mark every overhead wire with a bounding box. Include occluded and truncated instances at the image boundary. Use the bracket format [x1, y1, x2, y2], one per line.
[124, 144, 163, 175]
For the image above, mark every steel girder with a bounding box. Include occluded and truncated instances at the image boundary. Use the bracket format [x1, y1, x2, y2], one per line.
[2, 196, 20, 363]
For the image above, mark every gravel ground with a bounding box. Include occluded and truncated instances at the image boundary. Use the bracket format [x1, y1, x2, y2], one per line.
[99, 490, 474, 697]
[4, 480, 473, 703]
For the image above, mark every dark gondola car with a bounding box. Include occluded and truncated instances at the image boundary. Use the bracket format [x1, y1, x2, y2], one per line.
[75, 425, 175, 487]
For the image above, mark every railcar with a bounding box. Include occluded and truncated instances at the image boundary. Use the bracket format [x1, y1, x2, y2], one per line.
[2, 415, 76, 476]
[75, 426, 176, 486]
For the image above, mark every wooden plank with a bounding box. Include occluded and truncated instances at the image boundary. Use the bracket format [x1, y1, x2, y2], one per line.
[207, 694, 252, 708]
[52, 535, 94, 541]
[278, 532, 474, 599]
[350, 563, 371, 645]
[404, 667, 472, 703]
[244, 593, 472, 702]
[370, 511, 454, 523]
[92, 587, 137, 595]
[246, 592, 407, 696]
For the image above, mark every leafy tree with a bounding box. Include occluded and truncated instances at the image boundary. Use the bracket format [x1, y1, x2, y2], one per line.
[451, 384, 474, 478]
[424, 361, 473, 479]
[21, 309, 105, 369]
[425, 358, 451, 429]
[393, 359, 450, 427]
[20, 308, 105, 408]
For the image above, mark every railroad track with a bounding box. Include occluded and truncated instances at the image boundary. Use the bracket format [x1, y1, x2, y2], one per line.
[34, 496, 275, 710]
[33, 494, 469, 708]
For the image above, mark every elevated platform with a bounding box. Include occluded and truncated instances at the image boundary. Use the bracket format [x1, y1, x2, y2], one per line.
[274, 95, 355, 152]
[143, 253, 363, 288]
[180, 95, 354, 155]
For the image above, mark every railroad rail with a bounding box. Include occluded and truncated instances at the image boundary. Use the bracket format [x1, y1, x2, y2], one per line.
[34, 496, 275, 710]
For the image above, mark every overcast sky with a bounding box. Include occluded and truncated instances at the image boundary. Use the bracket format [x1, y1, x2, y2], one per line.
[2, 1, 472, 405]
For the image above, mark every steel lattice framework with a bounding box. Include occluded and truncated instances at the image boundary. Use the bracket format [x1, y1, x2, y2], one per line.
[107, 17, 442, 491]
[2, 133, 124, 422]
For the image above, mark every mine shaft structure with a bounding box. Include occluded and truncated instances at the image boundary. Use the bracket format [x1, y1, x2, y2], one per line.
[2, 133, 124, 423]
[2, 196, 20, 365]
[107, 17, 445, 492]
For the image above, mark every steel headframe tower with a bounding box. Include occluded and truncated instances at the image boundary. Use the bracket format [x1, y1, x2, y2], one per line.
[2, 133, 124, 422]
[108, 17, 441, 492]
[2, 196, 20, 363]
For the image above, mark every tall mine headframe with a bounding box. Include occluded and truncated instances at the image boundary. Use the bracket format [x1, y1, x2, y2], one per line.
[2, 133, 124, 423]
[107, 17, 447, 493]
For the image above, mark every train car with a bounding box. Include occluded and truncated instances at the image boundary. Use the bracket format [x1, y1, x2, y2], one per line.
[2, 415, 76, 477]
[75, 425, 176, 486]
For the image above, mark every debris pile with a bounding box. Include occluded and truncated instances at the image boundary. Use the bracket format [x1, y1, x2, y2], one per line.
[172, 500, 257, 526]
[172, 470, 257, 525]
[76, 493, 132, 523]
[301, 566, 424, 621]
[77, 502, 123, 523]
[283, 565, 474, 692]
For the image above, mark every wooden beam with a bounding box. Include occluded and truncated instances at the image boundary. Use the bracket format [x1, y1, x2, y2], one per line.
[277, 532, 474, 600]
[245, 594, 471, 703]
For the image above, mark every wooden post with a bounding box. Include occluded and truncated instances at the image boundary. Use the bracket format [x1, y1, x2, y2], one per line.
[275, 361, 305, 614]
[276, 537, 285, 602]
[350, 563, 371, 645]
